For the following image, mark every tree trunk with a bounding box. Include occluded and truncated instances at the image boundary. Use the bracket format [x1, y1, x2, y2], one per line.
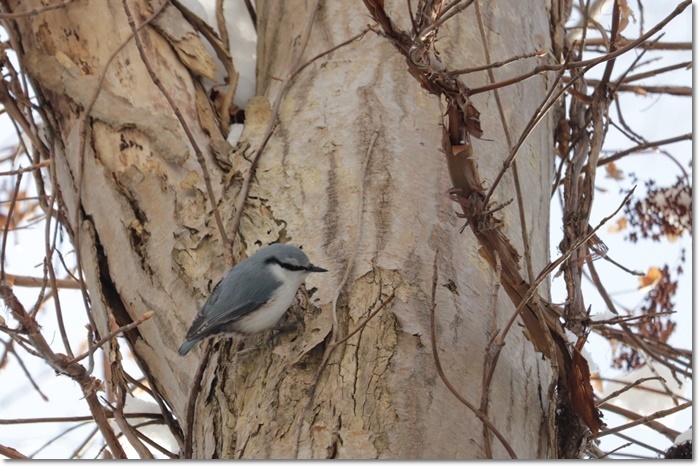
[7, 0, 564, 459]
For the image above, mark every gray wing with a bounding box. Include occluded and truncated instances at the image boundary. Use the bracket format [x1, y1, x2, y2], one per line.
[184, 259, 282, 341]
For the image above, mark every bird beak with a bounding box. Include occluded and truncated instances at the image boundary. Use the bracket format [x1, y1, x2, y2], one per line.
[306, 264, 328, 273]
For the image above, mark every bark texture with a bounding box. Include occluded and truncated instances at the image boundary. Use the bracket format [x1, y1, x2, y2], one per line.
[8, 0, 560, 459]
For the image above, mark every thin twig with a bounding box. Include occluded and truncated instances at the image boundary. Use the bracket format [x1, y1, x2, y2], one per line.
[577, 38, 691, 51]
[596, 401, 691, 438]
[289, 27, 373, 82]
[599, 442, 633, 459]
[587, 81, 691, 96]
[73, 0, 170, 375]
[331, 126, 379, 335]
[615, 61, 691, 84]
[479, 252, 501, 458]
[483, 60, 572, 206]
[0, 0, 72, 19]
[448, 50, 545, 76]
[0, 443, 28, 459]
[30, 421, 91, 458]
[474, 0, 539, 308]
[599, 402, 679, 441]
[108, 396, 154, 459]
[0, 284, 128, 459]
[1, 272, 80, 289]
[66, 311, 154, 365]
[592, 376, 690, 402]
[598, 134, 691, 167]
[329, 292, 395, 349]
[172, 0, 238, 133]
[587, 311, 675, 327]
[611, 431, 666, 456]
[483, 188, 636, 392]
[0, 172, 22, 283]
[122, 0, 230, 263]
[417, 0, 475, 41]
[0, 413, 163, 425]
[292, 121, 379, 458]
[229, 0, 322, 257]
[469, 0, 692, 96]
[429, 249, 517, 459]
[132, 424, 178, 458]
[0, 160, 51, 176]
[595, 376, 662, 406]
[183, 340, 212, 458]
[8, 342, 49, 401]
[69, 426, 100, 459]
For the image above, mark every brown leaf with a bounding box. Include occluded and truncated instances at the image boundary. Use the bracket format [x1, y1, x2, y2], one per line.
[608, 216, 627, 233]
[568, 348, 604, 434]
[464, 102, 483, 139]
[638, 266, 662, 290]
[605, 162, 624, 180]
[618, 0, 636, 34]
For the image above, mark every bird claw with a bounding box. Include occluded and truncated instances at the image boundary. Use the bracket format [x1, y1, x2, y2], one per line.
[265, 319, 302, 348]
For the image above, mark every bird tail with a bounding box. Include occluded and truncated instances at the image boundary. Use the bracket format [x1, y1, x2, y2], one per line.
[178, 338, 200, 356]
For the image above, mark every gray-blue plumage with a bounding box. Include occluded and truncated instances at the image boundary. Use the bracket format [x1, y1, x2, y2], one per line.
[178, 244, 327, 355]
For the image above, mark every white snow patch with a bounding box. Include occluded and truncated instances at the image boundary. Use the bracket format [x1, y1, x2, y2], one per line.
[674, 427, 692, 445]
[227, 123, 245, 146]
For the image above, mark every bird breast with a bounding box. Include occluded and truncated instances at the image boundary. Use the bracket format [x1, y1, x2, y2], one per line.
[233, 276, 304, 334]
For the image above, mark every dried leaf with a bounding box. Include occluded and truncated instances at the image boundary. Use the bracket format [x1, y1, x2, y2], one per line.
[605, 162, 624, 180]
[618, 0, 636, 34]
[608, 216, 628, 233]
[464, 102, 483, 139]
[568, 348, 604, 434]
[638, 266, 662, 290]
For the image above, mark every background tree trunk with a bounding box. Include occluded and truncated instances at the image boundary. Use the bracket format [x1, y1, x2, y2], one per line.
[8, 0, 564, 458]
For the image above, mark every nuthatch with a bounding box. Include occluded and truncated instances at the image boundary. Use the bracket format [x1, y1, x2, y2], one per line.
[178, 244, 327, 355]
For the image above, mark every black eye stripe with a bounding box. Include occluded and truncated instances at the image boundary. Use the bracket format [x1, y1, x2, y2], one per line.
[266, 257, 307, 271]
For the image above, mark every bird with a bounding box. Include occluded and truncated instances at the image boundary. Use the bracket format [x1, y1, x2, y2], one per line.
[178, 243, 327, 355]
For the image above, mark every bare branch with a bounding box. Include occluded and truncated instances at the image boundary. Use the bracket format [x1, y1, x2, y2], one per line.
[0, 443, 29, 459]
[597, 401, 691, 439]
[330, 292, 395, 349]
[448, 50, 546, 76]
[0, 160, 51, 176]
[587, 81, 691, 96]
[66, 311, 155, 365]
[595, 376, 663, 406]
[183, 340, 212, 458]
[3, 272, 80, 289]
[577, 38, 691, 51]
